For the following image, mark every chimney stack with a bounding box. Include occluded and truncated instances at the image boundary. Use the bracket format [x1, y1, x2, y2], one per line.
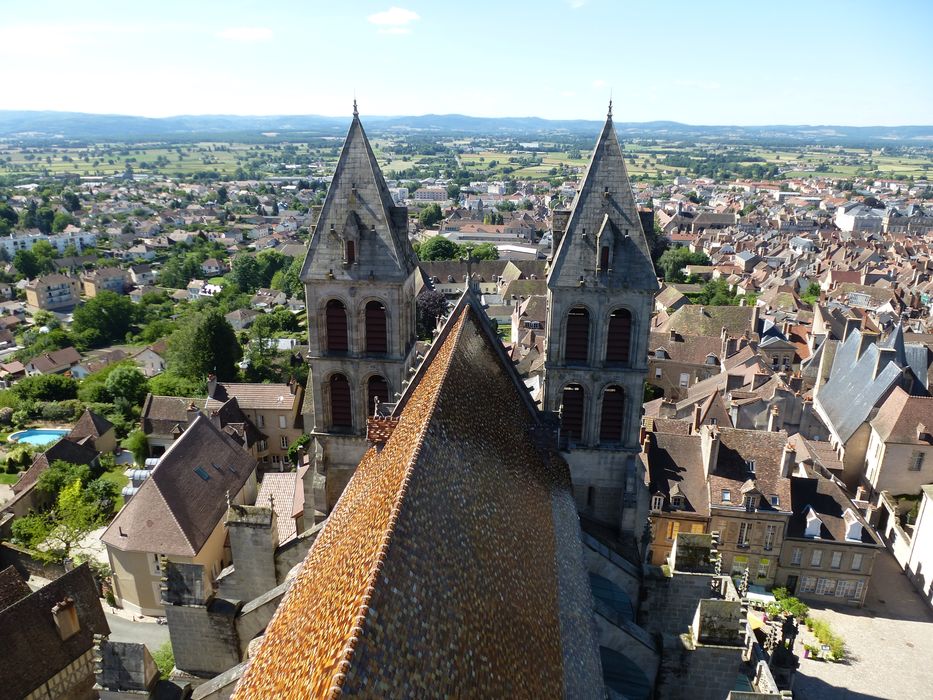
[768, 404, 781, 432]
[693, 403, 703, 433]
[701, 425, 720, 480]
[781, 441, 796, 478]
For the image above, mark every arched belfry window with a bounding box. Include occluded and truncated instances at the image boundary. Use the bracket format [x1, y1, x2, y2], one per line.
[345, 240, 356, 265]
[600, 385, 625, 445]
[365, 300, 388, 354]
[329, 374, 352, 430]
[564, 307, 590, 364]
[325, 300, 349, 353]
[561, 384, 585, 444]
[606, 309, 632, 365]
[367, 375, 390, 415]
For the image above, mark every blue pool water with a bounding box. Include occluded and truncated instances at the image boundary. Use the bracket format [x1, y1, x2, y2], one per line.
[10, 429, 69, 446]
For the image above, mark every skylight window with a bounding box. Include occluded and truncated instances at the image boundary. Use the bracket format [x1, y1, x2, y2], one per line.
[194, 466, 211, 481]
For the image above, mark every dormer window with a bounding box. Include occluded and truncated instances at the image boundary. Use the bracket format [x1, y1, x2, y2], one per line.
[721, 489, 731, 503]
[651, 494, 664, 512]
[705, 355, 719, 366]
[671, 495, 684, 510]
[746, 460, 756, 475]
[844, 509, 864, 541]
[655, 348, 667, 360]
[770, 495, 780, 507]
[744, 494, 756, 512]
[804, 506, 823, 538]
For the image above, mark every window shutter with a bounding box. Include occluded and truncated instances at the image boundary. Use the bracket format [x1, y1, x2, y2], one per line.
[329, 374, 352, 428]
[561, 385, 585, 442]
[365, 301, 388, 354]
[606, 309, 632, 364]
[325, 300, 349, 353]
[599, 386, 625, 445]
[564, 307, 590, 363]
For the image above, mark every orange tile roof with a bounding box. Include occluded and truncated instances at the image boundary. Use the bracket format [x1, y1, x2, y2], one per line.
[233, 299, 598, 697]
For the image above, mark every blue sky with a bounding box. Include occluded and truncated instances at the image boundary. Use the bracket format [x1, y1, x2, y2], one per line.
[2, 0, 931, 125]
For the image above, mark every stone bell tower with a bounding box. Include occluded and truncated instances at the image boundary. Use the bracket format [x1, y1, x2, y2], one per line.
[545, 102, 659, 535]
[301, 102, 419, 514]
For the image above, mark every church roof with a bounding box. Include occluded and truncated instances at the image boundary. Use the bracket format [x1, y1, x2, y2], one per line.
[301, 108, 417, 283]
[232, 292, 601, 698]
[548, 107, 658, 291]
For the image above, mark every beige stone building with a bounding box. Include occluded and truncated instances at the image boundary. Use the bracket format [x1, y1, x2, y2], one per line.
[101, 415, 258, 616]
[24, 273, 81, 310]
[647, 330, 722, 400]
[775, 470, 881, 606]
[863, 386, 933, 497]
[81, 266, 128, 297]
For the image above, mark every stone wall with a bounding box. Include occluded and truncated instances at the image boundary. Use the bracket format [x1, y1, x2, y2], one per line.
[640, 570, 716, 639]
[165, 601, 241, 677]
[655, 641, 747, 700]
[0, 541, 67, 581]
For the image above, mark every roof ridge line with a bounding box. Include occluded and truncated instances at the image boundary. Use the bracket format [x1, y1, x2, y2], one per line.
[326, 311, 468, 699]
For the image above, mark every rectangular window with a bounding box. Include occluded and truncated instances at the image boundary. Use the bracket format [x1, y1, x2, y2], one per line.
[853, 580, 864, 600]
[738, 522, 751, 547]
[655, 367, 663, 379]
[667, 521, 680, 541]
[279, 415, 287, 429]
[764, 524, 776, 551]
[851, 553, 863, 571]
[691, 523, 705, 534]
[280, 436, 288, 450]
[815, 578, 836, 596]
[811, 549, 823, 567]
[731, 554, 749, 576]
[836, 580, 856, 598]
[799, 576, 816, 593]
[791, 547, 802, 566]
[830, 551, 842, 569]
[757, 557, 770, 580]
[679, 372, 690, 388]
[722, 489, 731, 503]
[910, 452, 925, 471]
[257, 414, 265, 428]
[257, 439, 267, 452]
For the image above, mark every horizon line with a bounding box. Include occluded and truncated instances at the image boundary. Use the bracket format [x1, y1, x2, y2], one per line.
[0, 109, 929, 130]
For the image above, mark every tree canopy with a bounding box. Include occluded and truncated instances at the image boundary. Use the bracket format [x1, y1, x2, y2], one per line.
[72, 291, 137, 348]
[657, 248, 711, 282]
[417, 235, 460, 261]
[168, 308, 242, 381]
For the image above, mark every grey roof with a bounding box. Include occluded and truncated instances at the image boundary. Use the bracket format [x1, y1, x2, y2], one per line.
[548, 113, 658, 292]
[905, 343, 931, 391]
[815, 327, 915, 443]
[300, 111, 417, 284]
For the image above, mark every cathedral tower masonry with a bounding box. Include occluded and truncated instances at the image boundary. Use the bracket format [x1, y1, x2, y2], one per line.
[545, 102, 659, 534]
[300, 103, 419, 513]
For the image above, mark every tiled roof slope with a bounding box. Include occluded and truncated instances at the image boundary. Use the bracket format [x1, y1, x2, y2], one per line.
[68, 407, 114, 440]
[870, 385, 933, 444]
[548, 110, 658, 291]
[233, 301, 601, 698]
[102, 414, 257, 556]
[0, 564, 108, 699]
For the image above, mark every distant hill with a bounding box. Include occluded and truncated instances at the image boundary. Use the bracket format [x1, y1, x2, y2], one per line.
[0, 110, 931, 145]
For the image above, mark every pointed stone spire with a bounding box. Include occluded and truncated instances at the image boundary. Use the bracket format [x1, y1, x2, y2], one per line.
[547, 108, 657, 291]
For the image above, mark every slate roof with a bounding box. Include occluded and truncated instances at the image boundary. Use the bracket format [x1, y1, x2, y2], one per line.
[786, 473, 881, 545]
[815, 326, 920, 444]
[232, 294, 601, 698]
[548, 110, 658, 292]
[0, 564, 109, 699]
[644, 432, 709, 514]
[102, 414, 257, 557]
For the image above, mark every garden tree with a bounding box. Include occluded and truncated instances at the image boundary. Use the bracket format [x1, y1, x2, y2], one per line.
[148, 371, 205, 397]
[159, 253, 202, 288]
[249, 313, 278, 360]
[138, 318, 176, 344]
[0, 219, 9, 236]
[256, 249, 292, 287]
[72, 290, 136, 348]
[13, 249, 40, 279]
[216, 186, 228, 204]
[10, 513, 51, 551]
[19, 200, 38, 229]
[416, 289, 448, 339]
[0, 202, 17, 227]
[125, 430, 149, 465]
[30, 240, 58, 273]
[12, 374, 78, 402]
[417, 235, 459, 261]
[36, 460, 92, 498]
[446, 183, 461, 200]
[104, 365, 149, 408]
[695, 278, 738, 306]
[231, 254, 263, 293]
[85, 477, 120, 517]
[43, 480, 101, 562]
[61, 191, 81, 212]
[268, 306, 301, 333]
[35, 206, 55, 234]
[275, 255, 304, 298]
[168, 308, 242, 381]
[418, 203, 443, 228]
[51, 211, 75, 233]
[464, 242, 498, 260]
[657, 247, 711, 282]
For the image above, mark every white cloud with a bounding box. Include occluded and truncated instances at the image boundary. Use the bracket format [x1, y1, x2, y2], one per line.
[568, 0, 586, 8]
[592, 79, 606, 88]
[216, 27, 273, 42]
[368, 7, 420, 27]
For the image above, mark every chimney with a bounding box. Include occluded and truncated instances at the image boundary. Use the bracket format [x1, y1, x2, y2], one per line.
[186, 402, 200, 425]
[693, 403, 703, 433]
[842, 317, 861, 341]
[701, 425, 720, 480]
[289, 377, 297, 395]
[873, 346, 897, 379]
[207, 373, 218, 399]
[750, 304, 760, 335]
[857, 331, 879, 361]
[51, 598, 80, 641]
[781, 441, 796, 478]
[767, 404, 781, 432]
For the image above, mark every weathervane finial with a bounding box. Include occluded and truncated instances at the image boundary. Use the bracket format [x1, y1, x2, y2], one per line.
[608, 92, 613, 120]
[353, 97, 358, 118]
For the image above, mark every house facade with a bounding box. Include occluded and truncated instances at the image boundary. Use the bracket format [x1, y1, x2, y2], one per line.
[24, 274, 81, 311]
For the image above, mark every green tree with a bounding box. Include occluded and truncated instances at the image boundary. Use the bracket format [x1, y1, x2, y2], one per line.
[13, 249, 39, 279]
[51, 211, 75, 233]
[19, 200, 38, 229]
[35, 207, 54, 234]
[125, 430, 149, 465]
[153, 642, 175, 680]
[61, 191, 81, 212]
[72, 291, 136, 348]
[464, 242, 498, 260]
[216, 186, 228, 205]
[44, 479, 99, 561]
[418, 235, 459, 261]
[37, 460, 92, 498]
[12, 374, 78, 402]
[231, 254, 263, 293]
[446, 183, 461, 201]
[148, 371, 205, 397]
[657, 248, 711, 282]
[0, 203, 18, 227]
[418, 203, 443, 228]
[105, 365, 149, 408]
[30, 240, 58, 273]
[168, 309, 242, 381]
[11, 513, 51, 550]
[416, 290, 448, 339]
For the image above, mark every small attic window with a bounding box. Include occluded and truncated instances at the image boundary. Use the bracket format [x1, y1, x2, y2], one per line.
[746, 459, 756, 475]
[671, 495, 684, 510]
[194, 466, 211, 481]
[651, 494, 664, 512]
[721, 489, 731, 503]
[770, 495, 780, 507]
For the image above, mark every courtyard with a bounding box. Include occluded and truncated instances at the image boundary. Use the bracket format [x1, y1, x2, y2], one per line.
[793, 549, 933, 699]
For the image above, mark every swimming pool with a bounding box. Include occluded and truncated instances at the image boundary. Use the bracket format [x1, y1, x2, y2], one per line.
[9, 429, 69, 446]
